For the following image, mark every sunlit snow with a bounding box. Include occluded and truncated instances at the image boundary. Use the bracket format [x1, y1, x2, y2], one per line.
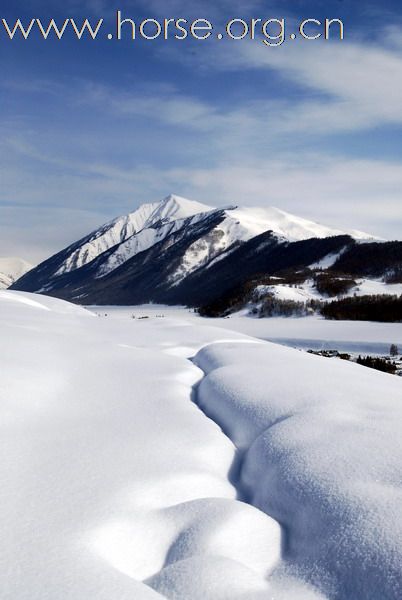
[1, 292, 401, 599]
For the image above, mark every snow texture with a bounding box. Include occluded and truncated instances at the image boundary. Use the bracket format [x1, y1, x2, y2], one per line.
[0, 291, 287, 599]
[2, 292, 401, 599]
[195, 340, 402, 600]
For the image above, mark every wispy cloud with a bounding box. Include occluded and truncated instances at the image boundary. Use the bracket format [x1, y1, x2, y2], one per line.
[2, 125, 401, 262]
[165, 156, 402, 237]
[2, 5, 402, 260]
[180, 30, 402, 135]
[79, 27, 402, 140]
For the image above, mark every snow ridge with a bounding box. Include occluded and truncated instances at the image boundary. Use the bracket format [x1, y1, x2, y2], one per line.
[52, 194, 378, 282]
[0, 292, 326, 599]
[194, 341, 402, 600]
[4, 294, 401, 599]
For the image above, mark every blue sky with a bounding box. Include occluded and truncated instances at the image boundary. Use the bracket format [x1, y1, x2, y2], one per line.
[1, 0, 402, 262]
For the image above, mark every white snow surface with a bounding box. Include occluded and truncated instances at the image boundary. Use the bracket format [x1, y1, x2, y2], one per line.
[1, 291, 319, 600]
[90, 306, 402, 355]
[254, 280, 322, 303]
[251, 278, 402, 308]
[198, 312, 402, 355]
[309, 247, 348, 269]
[194, 341, 402, 600]
[55, 195, 215, 277]
[0, 257, 32, 289]
[229, 206, 375, 242]
[2, 294, 402, 599]
[353, 278, 402, 296]
[53, 194, 377, 280]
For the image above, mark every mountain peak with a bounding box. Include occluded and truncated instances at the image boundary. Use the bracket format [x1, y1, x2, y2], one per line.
[11, 194, 381, 301]
[154, 194, 213, 222]
[162, 193, 183, 204]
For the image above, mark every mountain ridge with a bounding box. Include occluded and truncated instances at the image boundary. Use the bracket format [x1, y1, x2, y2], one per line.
[11, 194, 389, 306]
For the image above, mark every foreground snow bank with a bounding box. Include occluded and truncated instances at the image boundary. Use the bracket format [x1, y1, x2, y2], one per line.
[4, 293, 401, 599]
[0, 289, 93, 315]
[2, 291, 305, 600]
[195, 341, 402, 600]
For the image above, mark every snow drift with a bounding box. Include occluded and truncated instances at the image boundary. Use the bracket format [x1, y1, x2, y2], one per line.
[2, 291, 402, 599]
[1, 291, 313, 600]
[195, 341, 402, 600]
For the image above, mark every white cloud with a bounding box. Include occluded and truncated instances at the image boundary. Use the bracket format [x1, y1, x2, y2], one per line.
[3, 21, 402, 260]
[161, 155, 402, 240]
[190, 31, 402, 134]
[78, 27, 402, 141]
[2, 141, 401, 262]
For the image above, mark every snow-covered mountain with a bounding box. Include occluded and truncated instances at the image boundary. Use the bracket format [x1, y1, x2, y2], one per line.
[53, 195, 213, 277]
[0, 257, 32, 289]
[41, 194, 376, 281]
[12, 194, 385, 305]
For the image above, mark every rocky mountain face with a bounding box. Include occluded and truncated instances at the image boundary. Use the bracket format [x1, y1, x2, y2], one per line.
[12, 194, 396, 307]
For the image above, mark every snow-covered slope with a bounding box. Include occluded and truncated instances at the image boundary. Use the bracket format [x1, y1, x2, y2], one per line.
[195, 340, 402, 600]
[0, 291, 321, 599]
[229, 206, 374, 243]
[249, 277, 402, 307]
[2, 292, 402, 599]
[96, 206, 232, 279]
[54, 195, 215, 277]
[0, 257, 32, 289]
[42, 194, 378, 281]
[12, 194, 380, 303]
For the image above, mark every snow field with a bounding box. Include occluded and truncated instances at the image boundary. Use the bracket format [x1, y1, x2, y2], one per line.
[252, 277, 402, 309]
[206, 313, 402, 355]
[1, 291, 289, 600]
[195, 341, 402, 600]
[4, 292, 401, 599]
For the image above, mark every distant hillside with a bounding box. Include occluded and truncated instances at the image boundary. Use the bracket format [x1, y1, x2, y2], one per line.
[12, 194, 385, 306]
[0, 258, 32, 289]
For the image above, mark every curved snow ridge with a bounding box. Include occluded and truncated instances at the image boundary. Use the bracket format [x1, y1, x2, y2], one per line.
[0, 290, 93, 316]
[1, 298, 330, 599]
[2, 301, 278, 599]
[194, 341, 402, 600]
[92, 497, 282, 598]
[84, 332, 323, 599]
[86, 355, 285, 600]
